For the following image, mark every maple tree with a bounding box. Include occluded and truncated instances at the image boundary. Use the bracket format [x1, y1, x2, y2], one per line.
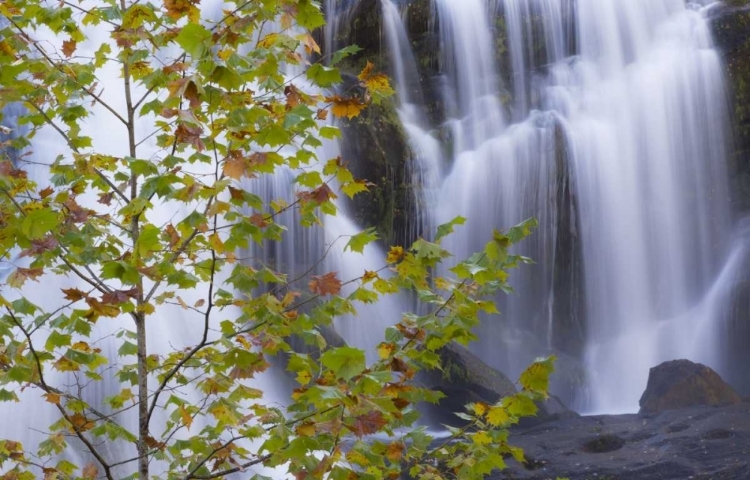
[0, 1, 554, 479]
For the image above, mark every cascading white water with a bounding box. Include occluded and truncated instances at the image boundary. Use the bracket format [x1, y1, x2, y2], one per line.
[381, 0, 734, 412]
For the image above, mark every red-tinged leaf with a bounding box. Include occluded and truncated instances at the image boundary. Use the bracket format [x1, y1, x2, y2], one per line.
[7, 267, 44, 287]
[62, 39, 77, 58]
[62, 288, 88, 302]
[175, 123, 205, 151]
[0, 161, 26, 178]
[228, 186, 244, 201]
[249, 213, 268, 228]
[316, 108, 328, 120]
[19, 236, 59, 257]
[194, 299, 205, 308]
[312, 183, 337, 203]
[98, 191, 114, 206]
[309, 272, 342, 296]
[101, 287, 139, 304]
[346, 410, 387, 438]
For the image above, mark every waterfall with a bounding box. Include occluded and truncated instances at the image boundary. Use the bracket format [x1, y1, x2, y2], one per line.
[381, 0, 733, 412]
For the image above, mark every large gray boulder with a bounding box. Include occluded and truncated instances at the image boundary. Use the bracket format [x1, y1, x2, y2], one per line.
[639, 359, 742, 414]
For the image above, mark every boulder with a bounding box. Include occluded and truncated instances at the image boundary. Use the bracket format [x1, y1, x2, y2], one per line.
[638, 359, 742, 414]
[424, 343, 575, 426]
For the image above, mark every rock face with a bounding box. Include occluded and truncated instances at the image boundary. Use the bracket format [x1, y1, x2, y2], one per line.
[638, 360, 742, 414]
[710, 3, 750, 211]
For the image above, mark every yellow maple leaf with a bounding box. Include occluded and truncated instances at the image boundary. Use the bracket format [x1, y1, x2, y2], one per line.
[486, 406, 511, 426]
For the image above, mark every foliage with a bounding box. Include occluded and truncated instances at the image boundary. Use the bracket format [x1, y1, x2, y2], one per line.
[0, 1, 553, 479]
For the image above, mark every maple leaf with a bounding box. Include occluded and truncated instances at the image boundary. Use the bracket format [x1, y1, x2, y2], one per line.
[295, 422, 316, 437]
[62, 288, 88, 302]
[175, 123, 205, 151]
[326, 95, 367, 119]
[486, 405, 511, 426]
[43, 392, 61, 404]
[7, 267, 44, 288]
[98, 191, 114, 206]
[53, 356, 79, 372]
[311, 183, 337, 203]
[357, 61, 395, 102]
[164, 0, 199, 21]
[167, 78, 201, 108]
[165, 223, 180, 249]
[101, 287, 140, 304]
[249, 213, 268, 228]
[385, 442, 404, 462]
[86, 298, 121, 317]
[284, 84, 303, 107]
[0, 161, 26, 178]
[61, 39, 77, 58]
[19, 236, 59, 257]
[346, 410, 387, 438]
[69, 413, 94, 432]
[309, 272, 342, 296]
[39, 186, 54, 199]
[179, 405, 193, 430]
[386, 246, 404, 263]
[223, 157, 248, 180]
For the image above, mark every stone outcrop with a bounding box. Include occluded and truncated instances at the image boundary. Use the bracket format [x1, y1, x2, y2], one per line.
[423, 343, 575, 426]
[638, 359, 742, 414]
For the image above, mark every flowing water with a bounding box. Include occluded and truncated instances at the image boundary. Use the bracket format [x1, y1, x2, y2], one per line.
[379, 0, 735, 413]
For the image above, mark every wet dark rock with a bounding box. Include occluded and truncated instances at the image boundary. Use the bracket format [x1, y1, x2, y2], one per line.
[581, 433, 625, 453]
[338, 95, 414, 246]
[423, 343, 576, 427]
[638, 359, 742, 414]
[495, 402, 750, 479]
[710, 4, 750, 211]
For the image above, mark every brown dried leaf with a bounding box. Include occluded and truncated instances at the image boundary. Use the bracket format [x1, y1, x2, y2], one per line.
[39, 186, 54, 199]
[69, 413, 94, 432]
[175, 123, 205, 151]
[346, 410, 387, 438]
[312, 183, 337, 204]
[62, 288, 88, 302]
[308, 272, 342, 296]
[61, 39, 77, 58]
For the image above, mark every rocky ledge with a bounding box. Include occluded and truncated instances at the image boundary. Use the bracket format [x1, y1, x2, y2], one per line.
[497, 360, 749, 480]
[500, 401, 750, 480]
